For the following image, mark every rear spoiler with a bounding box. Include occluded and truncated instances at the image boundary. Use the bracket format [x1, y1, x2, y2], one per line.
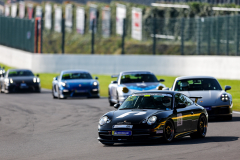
[190, 96, 202, 103]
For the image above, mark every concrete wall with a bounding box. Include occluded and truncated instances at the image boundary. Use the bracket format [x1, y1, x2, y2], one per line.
[1, 45, 240, 79]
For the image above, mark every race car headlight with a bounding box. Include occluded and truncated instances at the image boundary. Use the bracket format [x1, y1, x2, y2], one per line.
[33, 78, 40, 83]
[60, 82, 67, 87]
[221, 94, 229, 101]
[122, 87, 129, 93]
[147, 116, 157, 125]
[99, 116, 111, 126]
[93, 81, 98, 86]
[10, 78, 13, 84]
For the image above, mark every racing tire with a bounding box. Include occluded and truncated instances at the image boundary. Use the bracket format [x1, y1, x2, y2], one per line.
[116, 92, 119, 104]
[163, 120, 175, 143]
[52, 88, 57, 99]
[190, 115, 207, 139]
[108, 91, 114, 106]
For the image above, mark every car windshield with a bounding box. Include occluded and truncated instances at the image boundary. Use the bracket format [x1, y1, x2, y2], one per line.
[120, 73, 158, 84]
[62, 72, 92, 80]
[119, 94, 173, 110]
[174, 78, 222, 91]
[8, 70, 34, 77]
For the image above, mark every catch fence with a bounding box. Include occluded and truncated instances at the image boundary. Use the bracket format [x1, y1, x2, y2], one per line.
[0, 14, 240, 55]
[0, 16, 35, 52]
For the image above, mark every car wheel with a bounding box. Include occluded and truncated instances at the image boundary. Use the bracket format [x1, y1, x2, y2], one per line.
[190, 115, 207, 139]
[108, 91, 114, 106]
[52, 87, 57, 99]
[116, 92, 119, 104]
[163, 120, 175, 142]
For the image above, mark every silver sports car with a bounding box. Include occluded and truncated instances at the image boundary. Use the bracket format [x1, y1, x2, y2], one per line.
[169, 76, 232, 120]
[108, 71, 165, 106]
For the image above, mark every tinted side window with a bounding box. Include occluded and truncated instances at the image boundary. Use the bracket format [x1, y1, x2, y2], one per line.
[184, 95, 194, 106]
[175, 94, 188, 107]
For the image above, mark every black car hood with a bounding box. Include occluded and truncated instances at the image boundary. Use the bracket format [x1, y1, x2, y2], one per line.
[111, 109, 164, 124]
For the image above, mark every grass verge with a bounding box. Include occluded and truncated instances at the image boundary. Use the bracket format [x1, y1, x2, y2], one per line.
[1, 62, 240, 111]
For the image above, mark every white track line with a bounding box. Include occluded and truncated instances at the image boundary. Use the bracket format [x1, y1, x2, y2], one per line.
[233, 111, 240, 114]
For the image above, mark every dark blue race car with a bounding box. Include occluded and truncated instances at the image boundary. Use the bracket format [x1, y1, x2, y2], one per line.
[52, 70, 100, 99]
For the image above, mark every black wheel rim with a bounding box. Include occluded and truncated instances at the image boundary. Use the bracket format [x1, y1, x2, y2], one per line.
[199, 116, 207, 136]
[165, 121, 174, 141]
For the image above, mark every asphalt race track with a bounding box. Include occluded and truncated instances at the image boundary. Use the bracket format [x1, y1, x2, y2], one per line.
[0, 90, 240, 160]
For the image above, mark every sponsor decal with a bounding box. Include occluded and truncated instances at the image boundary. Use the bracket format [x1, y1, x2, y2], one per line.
[116, 111, 147, 118]
[156, 130, 163, 134]
[177, 113, 183, 126]
[113, 125, 133, 129]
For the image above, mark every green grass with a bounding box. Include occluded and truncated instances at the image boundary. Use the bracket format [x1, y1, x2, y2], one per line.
[1, 62, 240, 111]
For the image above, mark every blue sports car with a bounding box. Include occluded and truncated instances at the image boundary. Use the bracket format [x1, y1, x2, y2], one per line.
[52, 70, 100, 99]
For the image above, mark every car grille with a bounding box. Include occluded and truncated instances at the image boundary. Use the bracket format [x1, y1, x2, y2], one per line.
[208, 106, 230, 115]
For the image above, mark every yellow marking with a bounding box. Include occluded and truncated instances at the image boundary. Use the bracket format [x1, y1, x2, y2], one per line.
[172, 113, 201, 120]
[175, 129, 197, 138]
[144, 95, 151, 97]
[154, 121, 166, 131]
[112, 131, 115, 135]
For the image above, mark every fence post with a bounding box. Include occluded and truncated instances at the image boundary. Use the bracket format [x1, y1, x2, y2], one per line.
[121, 18, 126, 55]
[181, 18, 185, 55]
[207, 18, 211, 55]
[34, 19, 39, 53]
[62, 18, 65, 54]
[197, 18, 201, 55]
[216, 17, 220, 55]
[91, 18, 95, 54]
[236, 15, 239, 56]
[226, 16, 229, 55]
[152, 18, 156, 55]
[40, 19, 43, 53]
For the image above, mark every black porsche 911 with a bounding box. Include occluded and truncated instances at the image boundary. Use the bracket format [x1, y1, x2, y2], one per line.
[98, 91, 208, 145]
[0, 69, 41, 93]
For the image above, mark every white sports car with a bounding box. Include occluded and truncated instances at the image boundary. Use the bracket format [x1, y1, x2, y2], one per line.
[108, 71, 165, 106]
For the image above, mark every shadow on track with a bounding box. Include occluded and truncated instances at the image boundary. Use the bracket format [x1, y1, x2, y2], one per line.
[103, 136, 239, 147]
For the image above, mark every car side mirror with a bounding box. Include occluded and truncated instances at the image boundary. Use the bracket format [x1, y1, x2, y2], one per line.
[114, 103, 120, 109]
[53, 77, 58, 81]
[111, 81, 117, 84]
[225, 85, 231, 91]
[36, 74, 39, 77]
[95, 76, 98, 80]
[159, 79, 165, 82]
[176, 103, 187, 109]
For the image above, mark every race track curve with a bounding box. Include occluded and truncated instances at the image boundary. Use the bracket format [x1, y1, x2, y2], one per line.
[0, 89, 239, 160]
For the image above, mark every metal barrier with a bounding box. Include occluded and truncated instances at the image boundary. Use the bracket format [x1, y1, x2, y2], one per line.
[0, 16, 35, 52]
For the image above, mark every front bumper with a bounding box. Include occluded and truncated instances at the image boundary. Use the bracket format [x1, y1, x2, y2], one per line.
[6, 83, 40, 92]
[204, 105, 232, 117]
[98, 129, 163, 144]
[60, 88, 99, 98]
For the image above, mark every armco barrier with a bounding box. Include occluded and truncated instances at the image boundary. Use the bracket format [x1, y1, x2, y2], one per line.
[0, 45, 240, 80]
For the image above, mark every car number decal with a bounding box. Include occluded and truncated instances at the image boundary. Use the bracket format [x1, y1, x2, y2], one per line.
[116, 112, 147, 118]
[177, 113, 183, 126]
